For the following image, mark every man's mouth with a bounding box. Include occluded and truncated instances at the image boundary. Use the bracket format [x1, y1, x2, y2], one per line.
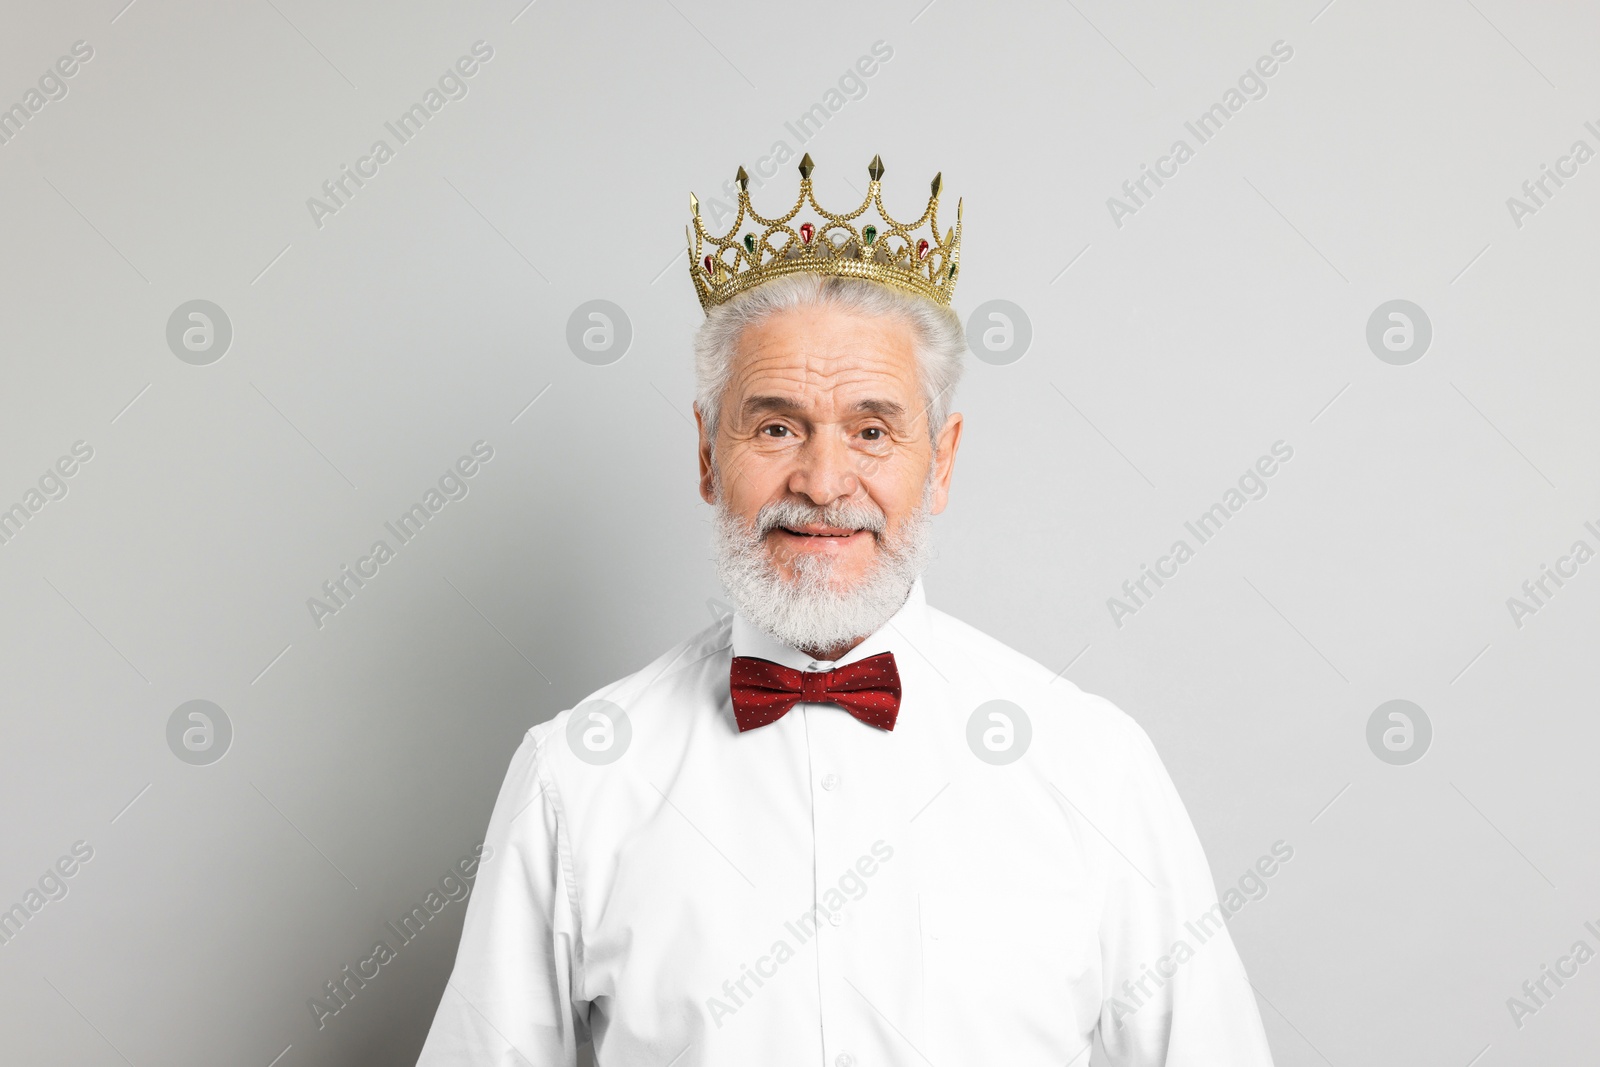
[776, 524, 863, 538]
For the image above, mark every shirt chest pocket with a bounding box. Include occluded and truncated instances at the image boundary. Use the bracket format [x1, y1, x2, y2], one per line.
[919, 887, 1101, 1055]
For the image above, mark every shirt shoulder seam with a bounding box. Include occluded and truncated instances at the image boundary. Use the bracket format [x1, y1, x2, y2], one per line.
[529, 733, 587, 996]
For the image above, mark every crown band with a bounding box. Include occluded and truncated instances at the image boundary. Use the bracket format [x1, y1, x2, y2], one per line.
[687, 154, 962, 314]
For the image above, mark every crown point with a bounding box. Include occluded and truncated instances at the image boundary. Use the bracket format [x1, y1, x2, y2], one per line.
[689, 192, 700, 216]
[868, 154, 885, 181]
[736, 166, 749, 191]
[798, 153, 814, 179]
[930, 172, 942, 197]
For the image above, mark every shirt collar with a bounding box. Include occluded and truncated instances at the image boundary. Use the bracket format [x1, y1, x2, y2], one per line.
[730, 577, 931, 672]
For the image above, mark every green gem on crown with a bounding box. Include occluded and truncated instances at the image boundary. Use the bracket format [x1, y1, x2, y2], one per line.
[742, 233, 755, 254]
[862, 225, 877, 246]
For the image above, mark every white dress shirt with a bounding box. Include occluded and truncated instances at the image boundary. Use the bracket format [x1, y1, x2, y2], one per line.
[417, 580, 1274, 1066]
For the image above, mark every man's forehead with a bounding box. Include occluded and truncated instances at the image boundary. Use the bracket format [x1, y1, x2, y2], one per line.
[727, 309, 920, 403]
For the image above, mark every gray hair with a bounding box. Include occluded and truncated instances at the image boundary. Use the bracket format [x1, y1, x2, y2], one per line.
[693, 274, 964, 449]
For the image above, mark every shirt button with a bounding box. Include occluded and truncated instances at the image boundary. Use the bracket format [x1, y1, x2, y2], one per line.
[829, 911, 845, 927]
[835, 1054, 855, 1067]
[821, 773, 840, 791]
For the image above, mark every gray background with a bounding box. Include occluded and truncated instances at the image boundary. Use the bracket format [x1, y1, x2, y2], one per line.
[1, 0, 1595, 1064]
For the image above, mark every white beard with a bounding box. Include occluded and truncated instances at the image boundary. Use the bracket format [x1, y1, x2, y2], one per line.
[712, 481, 934, 656]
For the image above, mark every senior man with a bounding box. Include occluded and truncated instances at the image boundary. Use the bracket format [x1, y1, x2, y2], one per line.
[417, 156, 1274, 1066]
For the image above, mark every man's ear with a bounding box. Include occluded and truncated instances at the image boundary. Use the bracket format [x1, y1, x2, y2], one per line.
[695, 404, 717, 504]
[930, 411, 964, 516]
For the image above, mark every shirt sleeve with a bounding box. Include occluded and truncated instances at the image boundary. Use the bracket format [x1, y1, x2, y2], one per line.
[1092, 715, 1275, 1066]
[416, 722, 588, 1066]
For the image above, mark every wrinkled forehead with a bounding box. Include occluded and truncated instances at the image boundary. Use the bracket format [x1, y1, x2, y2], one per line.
[723, 306, 922, 420]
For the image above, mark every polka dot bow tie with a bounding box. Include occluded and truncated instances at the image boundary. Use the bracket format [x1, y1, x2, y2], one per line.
[729, 653, 902, 732]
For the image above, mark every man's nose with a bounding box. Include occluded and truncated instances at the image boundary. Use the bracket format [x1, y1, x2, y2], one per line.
[787, 431, 862, 507]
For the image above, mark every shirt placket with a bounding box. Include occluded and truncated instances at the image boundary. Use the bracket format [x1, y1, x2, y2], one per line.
[801, 660, 861, 1067]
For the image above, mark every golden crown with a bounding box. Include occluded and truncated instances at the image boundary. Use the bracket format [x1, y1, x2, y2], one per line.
[687, 153, 962, 313]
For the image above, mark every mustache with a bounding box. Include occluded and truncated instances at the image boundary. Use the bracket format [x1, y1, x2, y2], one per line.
[751, 498, 888, 539]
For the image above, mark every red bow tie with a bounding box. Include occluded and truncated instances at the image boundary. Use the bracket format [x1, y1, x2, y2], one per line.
[729, 652, 901, 732]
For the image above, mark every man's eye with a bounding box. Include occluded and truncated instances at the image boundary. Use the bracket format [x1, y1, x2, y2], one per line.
[761, 425, 791, 437]
[860, 427, 884, 441]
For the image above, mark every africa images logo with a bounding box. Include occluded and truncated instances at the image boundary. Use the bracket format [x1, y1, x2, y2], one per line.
[0, 441, 94, 548]
[1106, 40, 1294, 228]
[308, 845, 490, 1030]
[305, 441, 495, 629]
[1107, 441, 1294, 628]
[305, 41, 495, 230]
[705, 841, 895, 1028]
[689, 41, 895, 229]
[0, 40, 94, 148]
[0, 841, 95, 949]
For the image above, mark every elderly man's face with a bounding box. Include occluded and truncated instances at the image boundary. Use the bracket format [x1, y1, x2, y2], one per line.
[697, 304, 962, 592]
